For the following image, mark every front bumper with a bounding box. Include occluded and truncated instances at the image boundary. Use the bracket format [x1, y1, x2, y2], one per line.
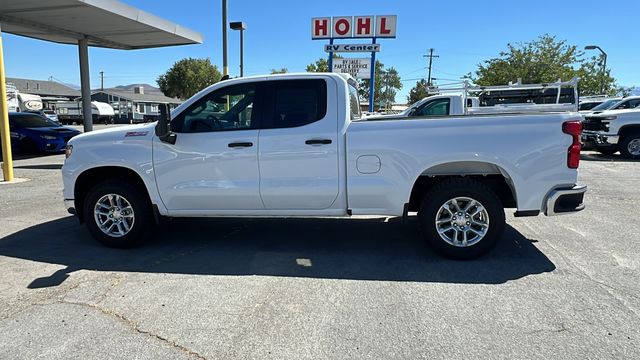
[64, 199, 76, 215]
[544, 185, 587, 216]
[582, 130, 619, 146]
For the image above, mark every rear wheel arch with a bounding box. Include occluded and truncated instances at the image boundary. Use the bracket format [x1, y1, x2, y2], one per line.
[418, 177, 506, 259]
[407, 161, 517, 212]
[74, 166, 153, 223]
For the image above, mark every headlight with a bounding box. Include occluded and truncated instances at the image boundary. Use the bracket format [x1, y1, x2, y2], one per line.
[40, 135, 57, 140]
[65, 144, 73, 159]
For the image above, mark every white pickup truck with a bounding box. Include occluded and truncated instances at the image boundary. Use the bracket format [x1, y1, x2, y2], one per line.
[62, 73, 586, 259]
[582, 106, 640, 159]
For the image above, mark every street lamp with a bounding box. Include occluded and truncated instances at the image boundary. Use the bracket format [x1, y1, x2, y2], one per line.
[584, 45, 607, 94]
[222, 0, 228, 77]
[230, 21, 246, 77]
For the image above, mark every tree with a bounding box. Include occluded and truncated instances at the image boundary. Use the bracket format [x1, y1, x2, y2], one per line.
[306, 58, 330, 72]
[358, 60, 402, 110]
[471, 34, 618, 96]
[270, 68, 288, 74]
[379, 67, 402, 110]
[407, 79, 430, 104]
[575, 54, 616, 95]
[157, 58, 221, 100]
[306, 55, 342, 72]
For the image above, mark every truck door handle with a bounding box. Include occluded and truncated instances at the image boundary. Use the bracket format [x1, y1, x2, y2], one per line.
[228, 142, 253, 148]
[305, 139, 332, 145]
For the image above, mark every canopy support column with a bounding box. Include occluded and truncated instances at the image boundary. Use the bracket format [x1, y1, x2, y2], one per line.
[0, 22, 15, 182]
[78, 36, 93, 132]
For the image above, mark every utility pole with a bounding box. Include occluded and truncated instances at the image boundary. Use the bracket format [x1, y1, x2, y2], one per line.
[99, 71, 104, 91]
[423, 48, 439, 86]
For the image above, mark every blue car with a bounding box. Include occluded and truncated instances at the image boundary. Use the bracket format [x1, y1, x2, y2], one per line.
[7, 112, 81, 154]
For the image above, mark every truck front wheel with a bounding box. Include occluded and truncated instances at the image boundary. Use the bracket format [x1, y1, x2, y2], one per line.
[419, 178, 505, 260]
[619, 132, 640, 159]
[83, 179, 153, 248]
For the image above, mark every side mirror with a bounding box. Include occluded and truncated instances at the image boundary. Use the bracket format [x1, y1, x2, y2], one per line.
[156, 104, 177, 144]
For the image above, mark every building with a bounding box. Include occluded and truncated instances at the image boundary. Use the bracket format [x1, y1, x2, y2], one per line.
[88, 86, 181, 123]
[6, 77, 80, 108]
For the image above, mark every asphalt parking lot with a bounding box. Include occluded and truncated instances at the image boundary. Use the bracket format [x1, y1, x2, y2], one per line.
[0, 147, 638, 359]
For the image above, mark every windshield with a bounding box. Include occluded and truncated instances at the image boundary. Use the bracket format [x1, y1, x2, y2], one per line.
[11, 114, 59, 128]
[591, 99, 621, 111]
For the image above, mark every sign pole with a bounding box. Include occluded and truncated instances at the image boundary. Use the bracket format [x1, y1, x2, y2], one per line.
[328, 38, 334, 72]
[368, 37, 376, 113]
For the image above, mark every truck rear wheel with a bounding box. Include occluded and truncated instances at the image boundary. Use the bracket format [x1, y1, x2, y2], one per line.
[619, 132, 640, 159]
[418, 178, 505, 260]
[83, 179, 153, 248]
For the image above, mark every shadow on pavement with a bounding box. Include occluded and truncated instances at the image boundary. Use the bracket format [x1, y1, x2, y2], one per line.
[0, 216, 556, 288]
[580, 152, 636, 162]
[1, 153, 63, 161]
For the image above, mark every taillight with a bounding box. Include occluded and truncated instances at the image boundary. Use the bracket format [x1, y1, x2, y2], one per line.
[562, 120, 582, 169]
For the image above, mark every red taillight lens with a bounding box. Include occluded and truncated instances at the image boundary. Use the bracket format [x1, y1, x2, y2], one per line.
[562, 120, 582, 169]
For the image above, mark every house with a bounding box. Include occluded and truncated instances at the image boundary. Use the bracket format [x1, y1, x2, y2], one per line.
[88, 86, 181, 123]
[6, 77, 80, 108]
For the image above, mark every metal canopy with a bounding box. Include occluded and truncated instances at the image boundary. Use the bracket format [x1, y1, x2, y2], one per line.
[0, 0, 204, 182]
[0, 0, 203, 49]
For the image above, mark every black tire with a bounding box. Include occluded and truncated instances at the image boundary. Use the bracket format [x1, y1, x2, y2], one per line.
[597, 148, 618, 156]
[619, 132, 640, 159]
[83, 179, 154, 248]
[418, 178, 505, 260]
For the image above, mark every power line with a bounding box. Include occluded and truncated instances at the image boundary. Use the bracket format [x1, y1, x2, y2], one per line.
[400, 66, 426, 77]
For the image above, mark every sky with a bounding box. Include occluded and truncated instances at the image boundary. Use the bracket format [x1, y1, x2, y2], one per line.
[2, 0, 639, 102]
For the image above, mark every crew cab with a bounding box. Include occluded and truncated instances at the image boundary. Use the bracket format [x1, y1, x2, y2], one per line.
[582, 107, 640, 158]
[62, 73, 586, 259]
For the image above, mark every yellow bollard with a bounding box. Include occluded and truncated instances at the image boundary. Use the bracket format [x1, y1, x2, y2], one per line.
[0, 29, 15, 182]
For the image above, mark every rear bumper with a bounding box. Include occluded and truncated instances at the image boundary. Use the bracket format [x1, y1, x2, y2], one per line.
[544, 185, 587, 216]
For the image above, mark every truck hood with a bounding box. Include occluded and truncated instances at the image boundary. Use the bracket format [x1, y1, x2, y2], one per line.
[68, 123, 156, 145]
[587, 108, 640, 117]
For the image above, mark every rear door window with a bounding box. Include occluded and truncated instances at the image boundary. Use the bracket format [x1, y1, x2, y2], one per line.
[262, 79, 327, 129]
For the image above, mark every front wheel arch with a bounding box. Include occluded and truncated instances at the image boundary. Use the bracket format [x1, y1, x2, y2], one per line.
[74, 166, 153, 223]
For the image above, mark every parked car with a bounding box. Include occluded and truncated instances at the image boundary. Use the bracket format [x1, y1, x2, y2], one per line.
[578, 100, 604, 112]
[585, 98, 622, 113]
[62, 73, 586, 260]
[7, 112, 80, 154]
[25, 109, 60, 124]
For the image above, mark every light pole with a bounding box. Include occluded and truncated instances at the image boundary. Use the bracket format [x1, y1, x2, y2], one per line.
[230, 21, 246, 77]
[585, 45, 607, 94]
[222, 0, 228, 77]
